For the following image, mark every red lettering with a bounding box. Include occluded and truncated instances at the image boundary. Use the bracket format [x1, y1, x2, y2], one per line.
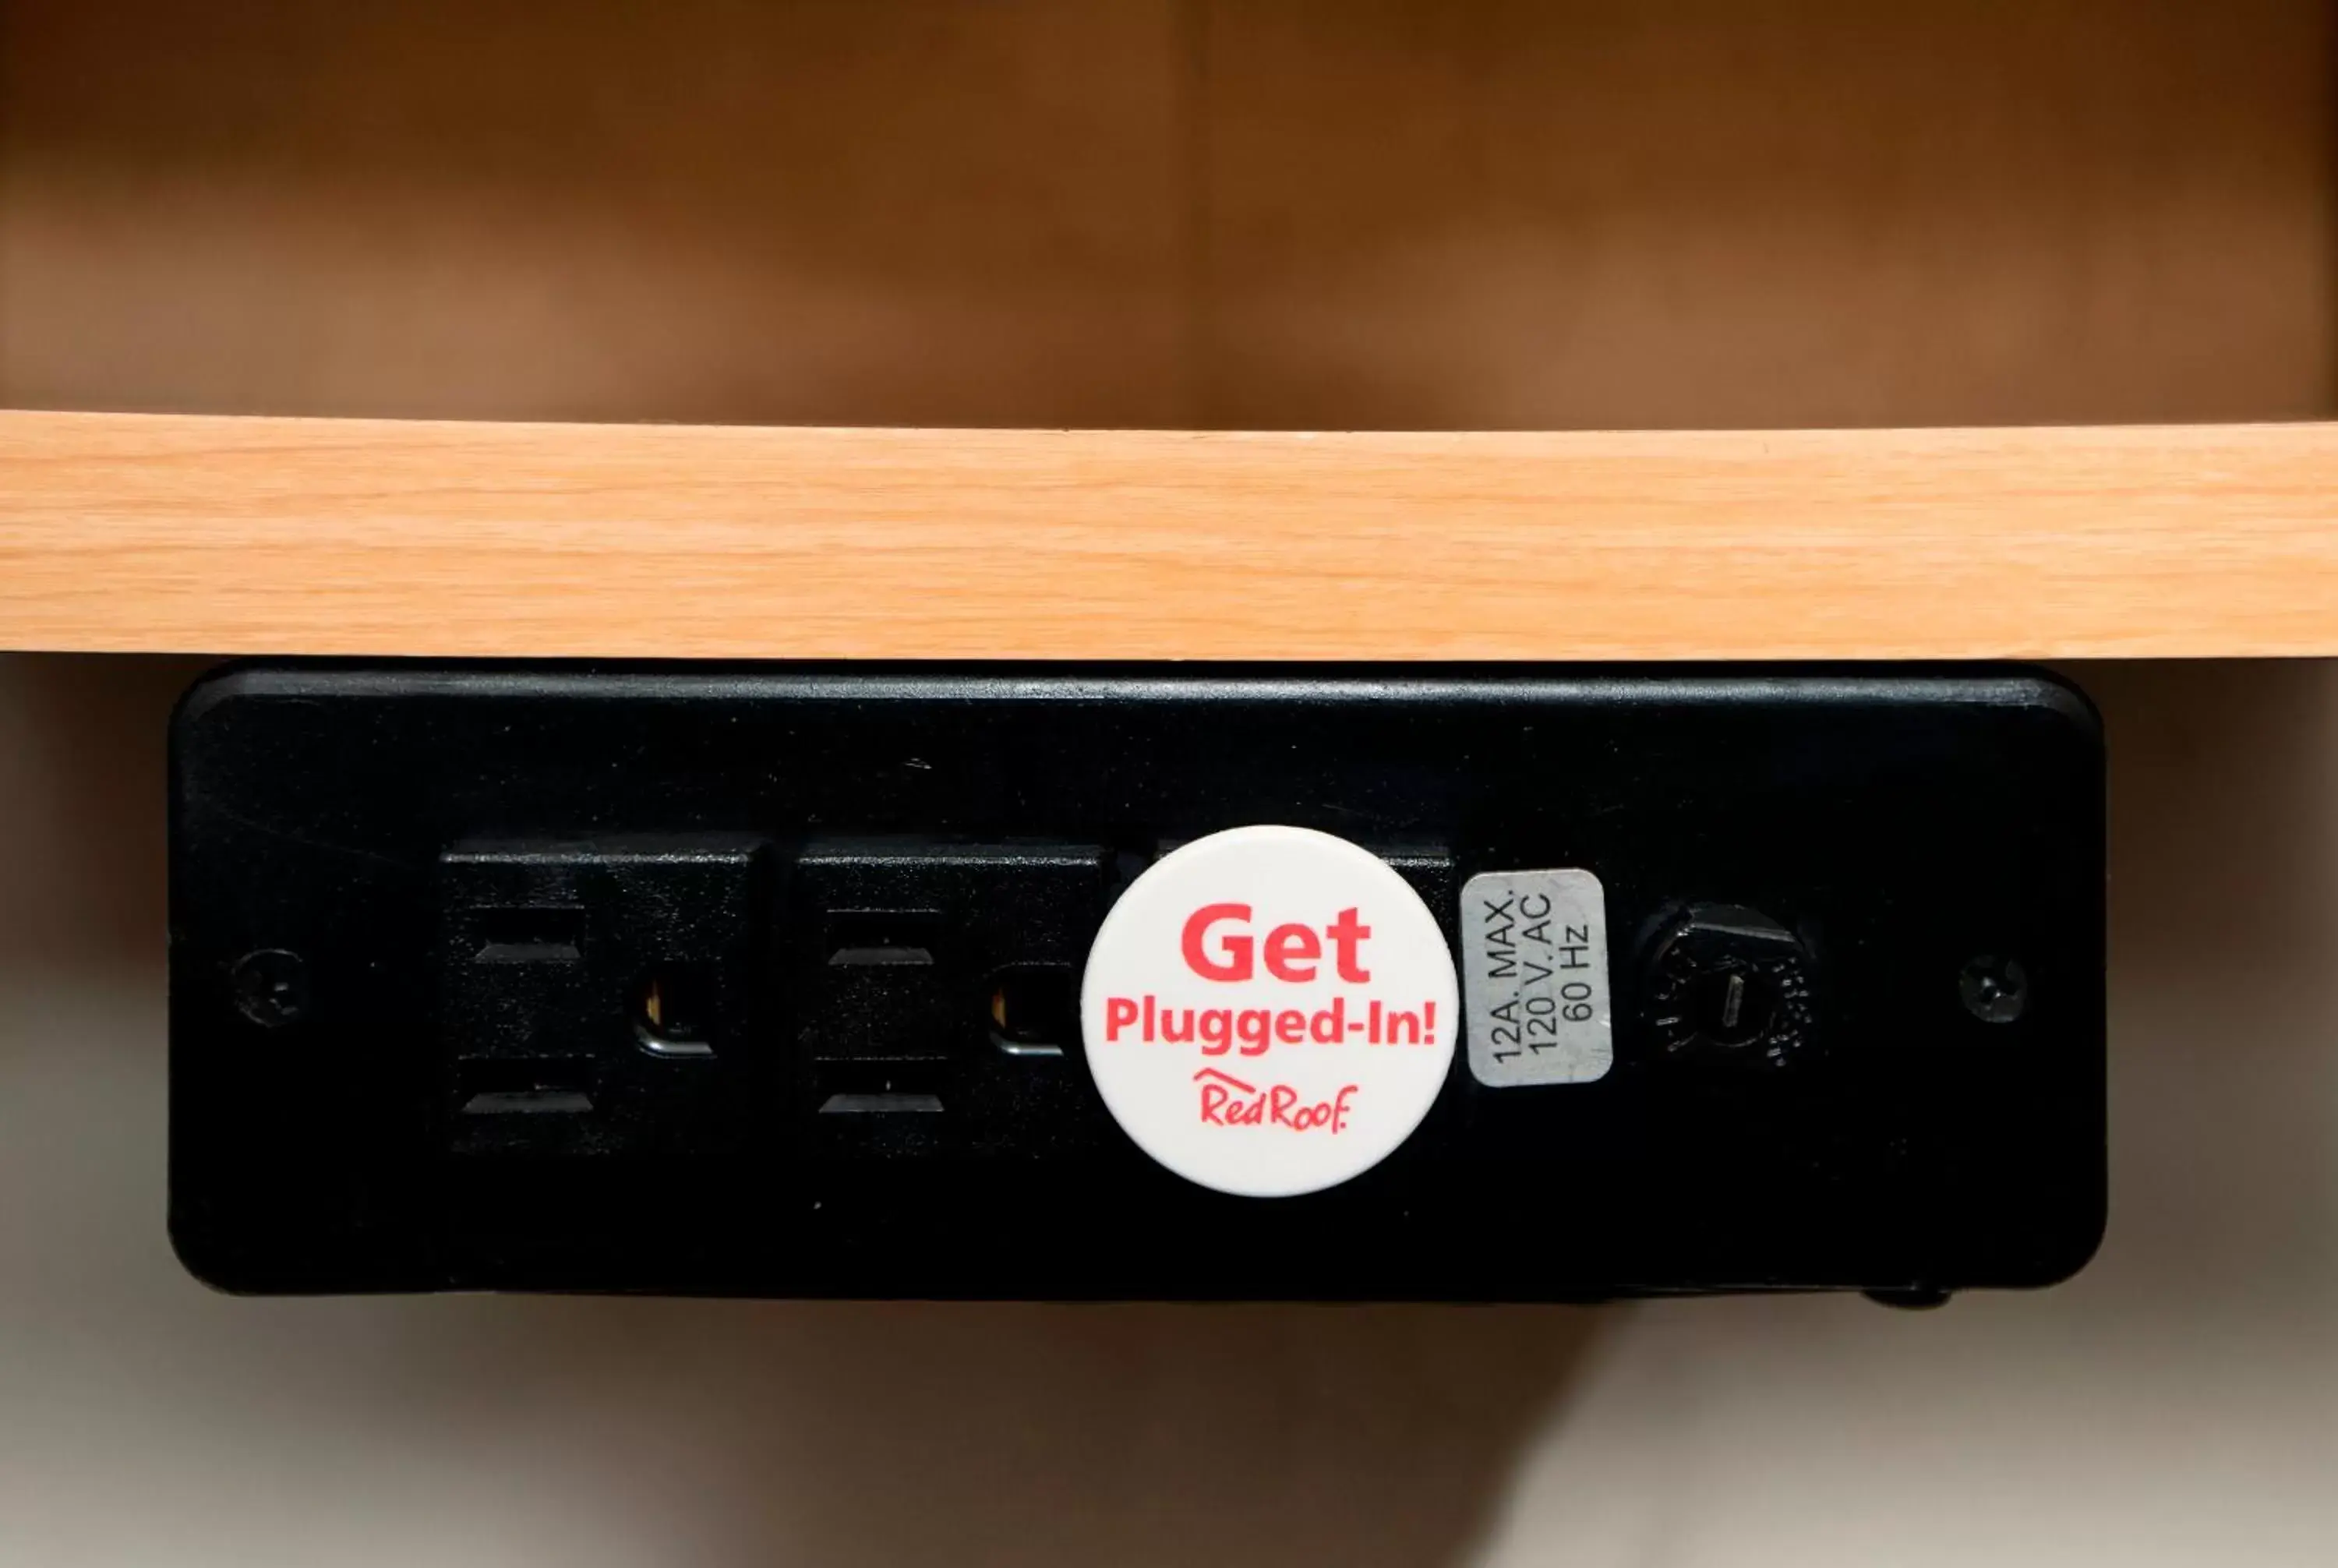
[1326, 906, 1372, 981]
[1181, 905, 1374, 984]
[1181, 903, 1253, 981]
[1387, 1007, 1422, 1045]
[1275, 1008, 1306, 1044]
[1105, 996, 1138, 1040]
[1198, 1008, 1233, 1054]
[1310, 996, 1346, 1042]
[1236, 1008, 1272, 1055]
[1263, 922, 1322, 981]
[1190, 1070, 1360, 1135]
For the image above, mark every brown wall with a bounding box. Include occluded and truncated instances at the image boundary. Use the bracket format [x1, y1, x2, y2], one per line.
[6, 0, 2331, 429]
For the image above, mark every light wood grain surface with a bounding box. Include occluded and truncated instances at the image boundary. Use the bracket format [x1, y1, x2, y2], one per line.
[3, 411, 2335, 659]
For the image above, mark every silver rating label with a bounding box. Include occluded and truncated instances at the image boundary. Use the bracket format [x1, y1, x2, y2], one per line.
[1460, 868, 1612, 1087]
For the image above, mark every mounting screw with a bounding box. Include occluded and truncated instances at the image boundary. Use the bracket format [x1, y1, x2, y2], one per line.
[231, 949, 309, 1028]
[1642, 904, 1815, 1068]
[1959, 955, 2028, 1024]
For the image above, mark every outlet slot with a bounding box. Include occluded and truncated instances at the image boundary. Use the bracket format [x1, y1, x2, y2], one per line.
[813, 1060, 948, 1115]
[819, 1092, 946, 1115]
[826, 909, 942, 967]
[457, 1058, 594, 1115]
[634, 965, 718, 1058]
[465, 906, 584, 963]
[988, 963, 1078, 1057]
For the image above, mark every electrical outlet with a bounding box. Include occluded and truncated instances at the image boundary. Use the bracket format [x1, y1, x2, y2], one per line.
[169, 663, 2104, 1301]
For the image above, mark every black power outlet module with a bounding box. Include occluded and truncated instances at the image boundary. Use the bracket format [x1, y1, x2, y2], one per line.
[168, 663, 2104, 1301]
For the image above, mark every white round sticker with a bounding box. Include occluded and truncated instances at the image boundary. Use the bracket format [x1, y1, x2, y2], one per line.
[1080, 825, 1459, 1198]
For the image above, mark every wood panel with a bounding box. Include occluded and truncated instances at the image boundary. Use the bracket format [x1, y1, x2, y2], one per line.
[4, 0, 2329, 430]
[1198, 0, 2338, 429]
[0, 0, 1191, 426]
[4, 411, 2336, 659]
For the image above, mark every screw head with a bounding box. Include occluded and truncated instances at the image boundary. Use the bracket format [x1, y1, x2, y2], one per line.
[231, 949, 309, 1028]
[1643, 904, 1815, 1068]
[1959, 955, 2028, 1024]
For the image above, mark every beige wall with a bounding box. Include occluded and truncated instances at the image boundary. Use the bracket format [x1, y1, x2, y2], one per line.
[2, 655, 2335, 1565]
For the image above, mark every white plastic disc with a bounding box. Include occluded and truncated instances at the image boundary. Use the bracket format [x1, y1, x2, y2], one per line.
[1079, 825, 1459, 1198]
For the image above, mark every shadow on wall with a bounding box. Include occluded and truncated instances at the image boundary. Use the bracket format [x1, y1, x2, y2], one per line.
[0, 652, 1599, 1568]
[0, 653, 210, 966]
[2076, 658, 2338, 1308]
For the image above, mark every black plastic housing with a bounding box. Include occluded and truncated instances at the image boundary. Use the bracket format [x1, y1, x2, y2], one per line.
[168, 662, 2105, 1301]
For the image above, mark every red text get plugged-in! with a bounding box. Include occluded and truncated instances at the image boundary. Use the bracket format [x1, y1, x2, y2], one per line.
[1099, 902, 1439, 1054]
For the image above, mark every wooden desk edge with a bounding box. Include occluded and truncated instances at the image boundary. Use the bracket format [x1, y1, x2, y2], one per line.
[4, 411, 2334, 659]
